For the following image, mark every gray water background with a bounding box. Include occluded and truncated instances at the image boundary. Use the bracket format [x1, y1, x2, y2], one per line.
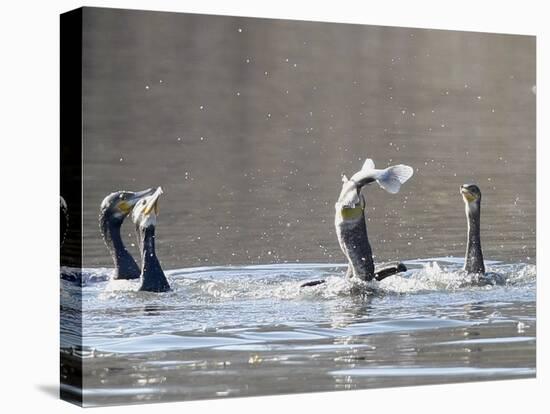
[80, 8, 535, 269]
[63, 7, 536, 407]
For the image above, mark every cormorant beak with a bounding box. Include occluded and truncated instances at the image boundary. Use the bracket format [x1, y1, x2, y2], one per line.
[131, 187, 164, 229]
[116, 188, 157, 214]
[142, 187, 163, 217]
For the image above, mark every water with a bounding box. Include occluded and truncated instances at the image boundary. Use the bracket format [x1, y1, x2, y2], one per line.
[69, 8, 536, 270]
[59, 8, 536, 407]
[61, 259, 536, 406]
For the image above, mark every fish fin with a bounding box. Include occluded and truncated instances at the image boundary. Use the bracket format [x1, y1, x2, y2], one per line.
[349, 158, 379, 186]
[377, 164, 414, 194]
[361, 158, 375, 171]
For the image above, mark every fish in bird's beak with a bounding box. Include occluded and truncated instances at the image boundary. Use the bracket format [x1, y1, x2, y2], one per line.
[143, 187, 163, 216]
[120, 188, 157, 211]
[336, 158, 414, 211]
[132, 187, 164, 228]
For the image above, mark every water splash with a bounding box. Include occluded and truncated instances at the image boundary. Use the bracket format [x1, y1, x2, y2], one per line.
[63, 260, 536, 301]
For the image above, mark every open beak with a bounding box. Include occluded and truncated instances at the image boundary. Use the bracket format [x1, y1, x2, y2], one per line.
[117, 188, 157, 214]
[131, 187, 157, 202]
[142, 187, 163, 216]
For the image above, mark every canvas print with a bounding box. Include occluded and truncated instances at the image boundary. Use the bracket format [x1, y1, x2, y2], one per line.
[60, 7, 536, 407]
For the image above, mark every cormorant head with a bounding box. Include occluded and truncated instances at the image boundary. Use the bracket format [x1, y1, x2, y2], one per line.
[337, 173, 364, 207]
[460, 184, 481, 206]
[100, 188, 157, 225]
[335, 174, 365, 220]
[131, 187, 164, 230]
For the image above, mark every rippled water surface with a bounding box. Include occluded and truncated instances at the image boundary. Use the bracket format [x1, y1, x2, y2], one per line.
[61, 259, 536, 406]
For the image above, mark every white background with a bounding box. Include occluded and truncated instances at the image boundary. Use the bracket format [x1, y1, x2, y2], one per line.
[0, 0, 546, 412]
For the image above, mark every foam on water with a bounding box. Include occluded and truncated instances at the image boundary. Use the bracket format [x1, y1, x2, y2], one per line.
[68, 259, 535, 298]
[61, 259, 536, 350]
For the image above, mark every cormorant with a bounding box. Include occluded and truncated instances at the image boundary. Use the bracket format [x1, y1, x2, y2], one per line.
[301, 158, 413, 288]
[99, 188, 156, 280]
[335, 158, 414, 281]
[131, 187, 170, 292]
[60, 196, 68, 247]
[460, 184, 485, 275]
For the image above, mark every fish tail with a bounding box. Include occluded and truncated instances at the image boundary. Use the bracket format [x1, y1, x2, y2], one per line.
[377, 164, 414, 194]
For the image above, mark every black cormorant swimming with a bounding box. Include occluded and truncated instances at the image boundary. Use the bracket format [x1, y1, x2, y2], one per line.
[131, 186, 170, 292]
[460, 184, 485, 275]
[99, 188, 156, 280]
[60, 196, 68, 247]
[335, 158, 413, 281]
[301, 158, 413, 288]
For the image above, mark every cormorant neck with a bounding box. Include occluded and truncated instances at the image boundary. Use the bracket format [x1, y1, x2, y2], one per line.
[138, 226, 170, 292]
[359, 195, 375, 281]
[359, 219, 375, 280]
[465, 202, 485, 274]
[100, 214, 140, 279]
[340, 202, 375, 281]
[60, 203, 69, 247]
